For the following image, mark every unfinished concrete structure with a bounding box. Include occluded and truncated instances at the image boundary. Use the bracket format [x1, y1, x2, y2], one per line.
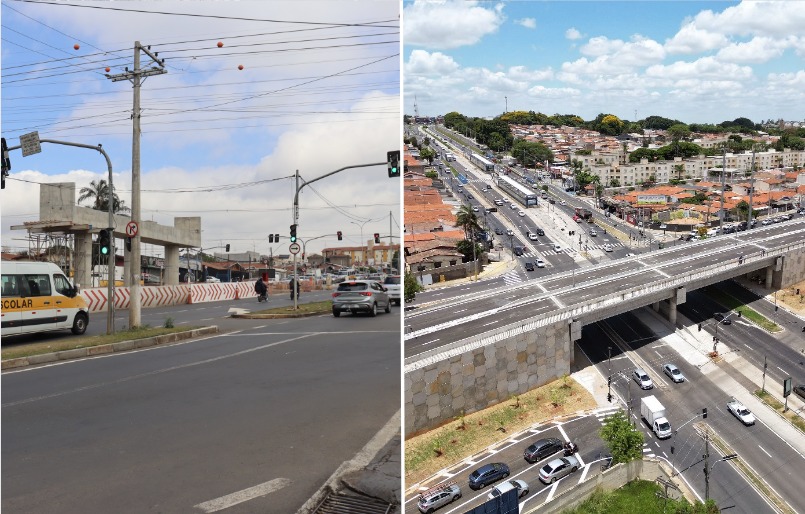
[10, 182, 201, 290]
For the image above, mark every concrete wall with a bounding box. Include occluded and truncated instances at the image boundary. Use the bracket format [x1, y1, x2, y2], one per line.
[405, 318, 570, 436]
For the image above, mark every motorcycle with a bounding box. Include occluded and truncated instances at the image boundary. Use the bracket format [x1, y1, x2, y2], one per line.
[563, 442, 578, 456]
[257, 293, 268, 303]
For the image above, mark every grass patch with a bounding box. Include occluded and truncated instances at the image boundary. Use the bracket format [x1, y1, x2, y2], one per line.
[702, 287, 782, 333]
[405, 377, 597, 485]
[2, 325, 202, 360]
[755, 389, 805, 433]
[252, 300, 332, 316]
[562, 480, 713, 513]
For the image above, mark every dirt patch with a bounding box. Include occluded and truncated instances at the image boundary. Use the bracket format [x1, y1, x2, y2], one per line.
[404, 376, 597, 487]
[776, 279, 805, 316]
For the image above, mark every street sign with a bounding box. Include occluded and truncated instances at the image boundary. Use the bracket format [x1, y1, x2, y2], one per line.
[784, 377, 792, 398]
[20, 131, 42, 157]
[289, 242, 301, 254]
[125, 221, 139, 237]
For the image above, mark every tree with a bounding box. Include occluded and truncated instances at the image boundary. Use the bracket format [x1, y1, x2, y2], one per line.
[455, 204, 482, 241]
[77, 179, 130, 213]
[599, 409, 644, 464]
[419, 147, 436, 163]
[404, 270, 424, 303]
[673, 164, 686, 181]
[455, 239, 484, 262]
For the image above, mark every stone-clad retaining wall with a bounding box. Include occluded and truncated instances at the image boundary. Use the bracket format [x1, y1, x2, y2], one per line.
[405, 318, 570, 436]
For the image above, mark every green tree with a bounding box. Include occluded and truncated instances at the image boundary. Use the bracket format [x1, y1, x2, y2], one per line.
[78, 179, 130, 213]
[455, 239, 484, 262]
[599, 409, 644, 464]
[425, 170, 437, 179]
[673, 163, 686, 181]
[419, 146, 436, 163]
[404, 270, 424, 303]
[455, 204, 482, 240]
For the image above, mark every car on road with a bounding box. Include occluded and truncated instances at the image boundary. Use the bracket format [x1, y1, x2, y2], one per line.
[417, 482, 461, 513]
[524, 261, 535, 272]
[553, 244, 562, 252]
[331, 280, 391, 317]
[560, 200, 567, 206]
[659, 224, 667, 229]
[487, 479, 529, 500]
[632, 368, 654, 389]
[510, 203, 517, 210]
[548, 198, 556, 204]
[589, 229, 597, 237]
[528, 232, 538, 241]
[535, 258, 546, 268]
[382, 275, 401, 306]
[603, 244, 613, 252]
[714, 312, 732, 325]
[472, 206, 479, 212]
[518, 210, 526, 217]
[663, 363, 685, 383]
[514, 246, 525, 257]
[538, 455, 579, 484]
[205, 276, 221, 283]
[536, 228, 545, 236]
[523, 437, 563, 463]
[573, 215, 581, 223]
[495, 199, 504, 206]
[727, 400, 755, 425]
[495, 227, 504, 235]
[468, 462, 510, 490]
[506, 229, 514, 236]
[793, 384, 805, 401]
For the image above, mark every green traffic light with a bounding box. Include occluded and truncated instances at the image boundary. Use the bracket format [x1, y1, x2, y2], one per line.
[101, 247, 109, 255]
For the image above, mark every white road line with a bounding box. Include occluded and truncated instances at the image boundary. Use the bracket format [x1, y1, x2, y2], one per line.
[776, 366, 788, 374]
[579, 463, 591, 482]
[758, 445, 773, 459]
[194, 478, 292, 512]
[424, 339, 440, 346]
[545, 481, 560, 502]
[481, 321, 498, 327]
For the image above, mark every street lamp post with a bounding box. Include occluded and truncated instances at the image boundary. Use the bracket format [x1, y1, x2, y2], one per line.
[350, 220, 370, 268]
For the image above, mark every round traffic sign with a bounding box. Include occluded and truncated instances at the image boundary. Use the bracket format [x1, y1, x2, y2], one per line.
[125, 221, 139, 237]
[289, 242, 301, 254]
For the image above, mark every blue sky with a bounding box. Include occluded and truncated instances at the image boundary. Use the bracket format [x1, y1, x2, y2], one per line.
[404, 0, 805, 124]
[2, 0, 400, 258]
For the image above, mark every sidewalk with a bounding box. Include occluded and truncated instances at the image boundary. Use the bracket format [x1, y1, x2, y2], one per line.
[423, 257, 518, 290]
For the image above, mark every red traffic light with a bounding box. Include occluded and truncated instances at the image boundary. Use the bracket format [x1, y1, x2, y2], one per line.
[217, 41, 224, 48]
[373, 233, 380, 243]
[337, 231, 343, 241]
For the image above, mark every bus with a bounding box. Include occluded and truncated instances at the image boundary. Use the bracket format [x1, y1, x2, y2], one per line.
[1, 261, 89, 337]
[469, 153, 495, 173]
[497, 174, 539, 207]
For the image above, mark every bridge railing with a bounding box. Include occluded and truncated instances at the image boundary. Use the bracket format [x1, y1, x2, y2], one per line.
[405, 239, 804, 372]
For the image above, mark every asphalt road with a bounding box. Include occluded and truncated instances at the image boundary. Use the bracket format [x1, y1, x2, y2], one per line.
[2, 303, 401, 514]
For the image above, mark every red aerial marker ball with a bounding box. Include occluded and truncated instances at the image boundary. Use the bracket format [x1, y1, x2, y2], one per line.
[74, 44, 80, 50]
[217, 41, 223, 48]
[105, 67, 110, 72]
[238, 64, 244, 70]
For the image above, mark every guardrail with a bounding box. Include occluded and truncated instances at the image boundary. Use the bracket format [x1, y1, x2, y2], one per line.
[405, 239, 804, 372]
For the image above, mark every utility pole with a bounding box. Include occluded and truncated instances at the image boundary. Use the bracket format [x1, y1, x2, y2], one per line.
[106, 41, 166, 328]
[747, 149, 755, 230]
[704, 430, 710, 501]
[719, 149, 727, 233]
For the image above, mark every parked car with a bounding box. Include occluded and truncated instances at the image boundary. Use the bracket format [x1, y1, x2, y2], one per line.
[632, 368, 654, 389]
[538, 455, 579, 484]
[727, 400, 756, 425]
[487, 479, 529, 500]
[205, 276, 221, 283]
[331, 280, 391, 317]
[663, 363, 685, 383]
[382, 275, 401, 306]
[523, 437, 563, 463]
[468, 463, 510, 490]
[417, 482, 461, 513]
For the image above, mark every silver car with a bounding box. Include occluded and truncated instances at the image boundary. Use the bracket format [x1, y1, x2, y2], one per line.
[663, 363, 685, 383]
[487, 479, 529, 500]
[538, 455, 580, 484]
[331, 280, 391, 317]
[417, 482, 461, 513]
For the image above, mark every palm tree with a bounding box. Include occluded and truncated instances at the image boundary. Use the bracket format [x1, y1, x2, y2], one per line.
[673, 164, 685, 181]
[455, 204, 482, 240]
[78, 179, 130, 213]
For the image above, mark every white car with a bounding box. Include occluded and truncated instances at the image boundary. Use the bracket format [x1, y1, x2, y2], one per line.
[603, 244, 613, 252]
[560, 200, 567, 206]
[205, 276, 221, 283]
[510, 203, 517, 209]
[535, 258, 546, 268]
[589, 229, 597, 237]
[472, 206, 479, 212]
[518, 210, 526, 217]
[553, 244, 562, 252]
[528, 232, 538, 241]
[727, 400, 755, 425]
[506, 229, 514, 236]
[487, 479, 529, 500]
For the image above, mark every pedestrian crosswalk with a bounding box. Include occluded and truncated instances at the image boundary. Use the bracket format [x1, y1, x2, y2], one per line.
[501, 270, 522, 286]
[519, 243, 624, 259]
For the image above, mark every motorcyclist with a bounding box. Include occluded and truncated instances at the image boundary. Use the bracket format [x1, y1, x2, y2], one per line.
[563, 441, 578, 455]
[254, 276, 267, 302]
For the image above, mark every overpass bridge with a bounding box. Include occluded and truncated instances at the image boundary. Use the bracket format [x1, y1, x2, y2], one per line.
[404, 220, 805, 435]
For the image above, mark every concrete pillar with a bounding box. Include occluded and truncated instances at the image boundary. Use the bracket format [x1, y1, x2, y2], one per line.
[765, 266, 774, 289]
[652, 301, 660, 312]
[668, 291, 678, 325]
[123, 243, 132, 287]
[164, 245, 180, 286]
[74, 232, 93, 292]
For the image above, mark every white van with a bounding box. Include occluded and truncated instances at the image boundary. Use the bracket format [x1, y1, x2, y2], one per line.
[1, 261, 89, 337]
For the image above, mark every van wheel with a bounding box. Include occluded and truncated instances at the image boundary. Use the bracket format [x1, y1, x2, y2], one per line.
[72, 312, 88, 335]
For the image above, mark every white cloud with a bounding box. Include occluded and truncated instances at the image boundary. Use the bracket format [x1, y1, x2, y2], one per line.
[645, 56, 754, 81]
[716, 36, 797, 64]
[405, 50, 460, 75]
[526, 85, 581, 99]
[516, 18, 536, 29]
[664, 22, 730, 54]
[403, 0, 505, 49]
[565, 28, 582, 41]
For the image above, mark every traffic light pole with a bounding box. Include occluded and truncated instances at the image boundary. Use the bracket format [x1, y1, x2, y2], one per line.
[292, 161, 385, 310]
[3, 137, 117, 333]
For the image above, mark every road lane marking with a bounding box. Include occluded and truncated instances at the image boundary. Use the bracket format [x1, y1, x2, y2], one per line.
[194, 478, 291, 512]
[776, 366, 788, 374]
[758, 445, 773, 459]
[481, 321, 497, 327]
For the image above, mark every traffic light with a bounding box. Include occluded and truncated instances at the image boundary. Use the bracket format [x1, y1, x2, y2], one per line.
[337, 231, 342, 241]
[225, 244, 230, 252]
[125, 237, 132, 252]
[269, 234, 274, 243]
[290, 224, 297, 243]
[607, 376, 611, 387]
[98, 229, 110, 256]
[373, 233, 380, 244]
[1, 137, 10, 189]
[274, 234, 279, 242]
[702, 408, 708, 419]
[607, 393, 612, 403]
[698, 323, 702, 331]
[387, 150, 400, 178]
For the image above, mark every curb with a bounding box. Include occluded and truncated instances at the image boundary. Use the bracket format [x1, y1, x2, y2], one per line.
[1, 326, 219, 370]
[232, 311, 330, 319]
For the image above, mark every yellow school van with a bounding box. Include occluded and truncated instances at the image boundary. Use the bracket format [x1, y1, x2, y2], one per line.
[1, 261, 89, 337]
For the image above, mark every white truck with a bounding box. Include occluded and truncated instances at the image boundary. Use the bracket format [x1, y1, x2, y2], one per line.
[641, 395, 671, 439]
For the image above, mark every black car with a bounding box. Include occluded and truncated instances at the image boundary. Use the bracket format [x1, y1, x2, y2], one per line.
[494, 227, 504, 235]
[793, 384, 805, 401]
[523, 437, 563, 464]
[513, 246, 525, 256]
[714, 312, 732, 325]
[525, 262, 534, 271]
[536, 228, 545, 236]
[468, 463, 510, 490]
